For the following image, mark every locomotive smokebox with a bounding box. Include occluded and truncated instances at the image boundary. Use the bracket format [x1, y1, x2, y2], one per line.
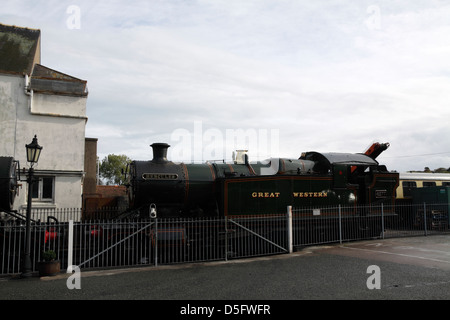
[151, 143, 170, 164]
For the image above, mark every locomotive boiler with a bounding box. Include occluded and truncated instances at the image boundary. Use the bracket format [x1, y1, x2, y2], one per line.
[0, 157, 20, 213]
[125, 142, 399, 219]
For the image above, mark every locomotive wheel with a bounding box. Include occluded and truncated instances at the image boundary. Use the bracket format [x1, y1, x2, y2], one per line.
[0, 157, 18, 211]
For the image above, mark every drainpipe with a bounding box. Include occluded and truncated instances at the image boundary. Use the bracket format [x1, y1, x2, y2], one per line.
[24, 74, 33, 112]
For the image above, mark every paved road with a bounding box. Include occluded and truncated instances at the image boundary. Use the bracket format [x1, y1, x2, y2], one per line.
[1, 234, 450, 311]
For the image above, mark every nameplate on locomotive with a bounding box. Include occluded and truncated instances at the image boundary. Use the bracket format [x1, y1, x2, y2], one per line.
[142, 173, 178, 180]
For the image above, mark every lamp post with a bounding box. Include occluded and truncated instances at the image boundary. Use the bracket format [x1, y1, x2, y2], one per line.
[21, 135, 42, 278]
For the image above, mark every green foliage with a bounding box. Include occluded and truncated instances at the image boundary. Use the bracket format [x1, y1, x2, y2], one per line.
[99, 154, 131, 185]
[42, 250, 56, 262]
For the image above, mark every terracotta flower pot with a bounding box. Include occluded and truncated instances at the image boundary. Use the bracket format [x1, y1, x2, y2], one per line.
[38, 260, 60, 277]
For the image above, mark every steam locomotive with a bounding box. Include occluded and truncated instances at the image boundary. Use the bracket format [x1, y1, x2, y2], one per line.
[124, 142, 399, 219]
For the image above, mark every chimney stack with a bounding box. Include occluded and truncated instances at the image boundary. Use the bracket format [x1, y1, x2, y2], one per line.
[150, 143, 170, 163]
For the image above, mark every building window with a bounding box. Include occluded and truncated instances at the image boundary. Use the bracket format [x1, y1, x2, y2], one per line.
[32, 176, 54, 202]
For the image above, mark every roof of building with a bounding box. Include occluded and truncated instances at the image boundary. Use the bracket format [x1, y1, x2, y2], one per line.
[30, 64, 88, 96]
[0, 23, 41, 74]
[0, 24, 88, 96]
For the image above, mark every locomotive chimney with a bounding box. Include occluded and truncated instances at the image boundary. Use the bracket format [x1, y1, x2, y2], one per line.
[151, 143, 170, 163]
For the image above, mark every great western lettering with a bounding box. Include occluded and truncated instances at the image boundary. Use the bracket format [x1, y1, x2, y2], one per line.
[251, 192, 281, 198]
[292, 192, 328, 198]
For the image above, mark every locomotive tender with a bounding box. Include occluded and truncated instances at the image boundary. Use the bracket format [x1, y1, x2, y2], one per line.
[125, 142, 399, 219]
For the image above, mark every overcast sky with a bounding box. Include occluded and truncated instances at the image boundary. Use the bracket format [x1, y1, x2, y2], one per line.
[2, 0, 450, 172]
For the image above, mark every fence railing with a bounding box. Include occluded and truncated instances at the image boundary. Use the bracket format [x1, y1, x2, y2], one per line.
[1, 203, 449, 275]
[10, 207, 127, 223]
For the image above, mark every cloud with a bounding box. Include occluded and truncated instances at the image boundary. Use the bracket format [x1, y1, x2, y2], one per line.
[2, 1, 450, 172]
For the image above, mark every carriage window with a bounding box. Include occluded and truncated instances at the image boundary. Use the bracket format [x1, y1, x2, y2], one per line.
[402, 181, 416, 197]
[423, 181, 436, 187]
[442, 182, 450, 186]
[31, 176, 54, 202]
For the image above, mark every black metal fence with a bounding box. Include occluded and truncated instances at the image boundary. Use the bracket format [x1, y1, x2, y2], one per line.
[292, 202, 450, 246]
[1, 203, 449, 275]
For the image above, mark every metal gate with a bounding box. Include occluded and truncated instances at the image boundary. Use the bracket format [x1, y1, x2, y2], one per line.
[226, 215, 290, 259]
[72, 220, 156, 269]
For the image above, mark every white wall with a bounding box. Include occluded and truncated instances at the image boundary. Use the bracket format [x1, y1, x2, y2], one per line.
[0, 73, 88, 209]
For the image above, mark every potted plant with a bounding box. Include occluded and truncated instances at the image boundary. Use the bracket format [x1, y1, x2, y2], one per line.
[37, 250, 60, 277]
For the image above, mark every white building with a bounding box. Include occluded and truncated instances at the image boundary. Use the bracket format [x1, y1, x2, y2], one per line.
[0, 23, 88, 210]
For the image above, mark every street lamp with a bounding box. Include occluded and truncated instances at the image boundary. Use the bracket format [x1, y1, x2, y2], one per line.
[21, 135, 42, 278]
[26, 135, 42, 164]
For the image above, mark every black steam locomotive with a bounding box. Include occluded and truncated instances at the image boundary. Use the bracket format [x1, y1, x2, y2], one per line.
[124, 142, 399, 220]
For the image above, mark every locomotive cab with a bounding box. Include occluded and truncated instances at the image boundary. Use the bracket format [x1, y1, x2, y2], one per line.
[300, 151, 398, 205]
